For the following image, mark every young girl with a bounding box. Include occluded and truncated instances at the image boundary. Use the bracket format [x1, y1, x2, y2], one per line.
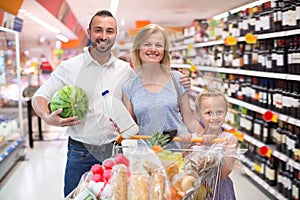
[194, 88, 238, 200]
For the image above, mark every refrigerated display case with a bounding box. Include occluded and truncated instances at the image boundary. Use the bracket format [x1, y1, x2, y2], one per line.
[0, 26, 26, 182]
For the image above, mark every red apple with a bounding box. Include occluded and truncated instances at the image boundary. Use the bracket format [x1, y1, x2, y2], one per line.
[114, 153, 130, 167]
[102, 159, 115, 170]
[91, 164, 104, 175]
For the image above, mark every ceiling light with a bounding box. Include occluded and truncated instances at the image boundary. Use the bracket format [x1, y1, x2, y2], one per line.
[213, 12, 229, 20]
[121, 18, 125, 26]
[109, 0, 119, 16]
[56, 34, 69, 42]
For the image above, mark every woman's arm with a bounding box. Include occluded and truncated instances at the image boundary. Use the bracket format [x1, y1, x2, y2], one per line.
[122, 92, 136, 122]
[180, 92, 198, 133]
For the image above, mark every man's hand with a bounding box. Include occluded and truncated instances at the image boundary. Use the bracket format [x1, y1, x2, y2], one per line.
[45, 108, 81, 127]
[179, 74, 191, 89]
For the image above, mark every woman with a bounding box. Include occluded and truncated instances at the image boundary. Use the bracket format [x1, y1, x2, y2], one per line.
[122, 24, 198, 146]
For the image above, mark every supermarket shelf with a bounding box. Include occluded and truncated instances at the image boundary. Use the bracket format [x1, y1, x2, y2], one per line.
[189, 85, 300, 127]
[170, 28, 300, 51]
[222, 123, 298, 169]
[171, 63, 191, 69]
[170, 45, 189, 51]
[0, 136, 24, 162]
[239, 29, 300, 41]
[226, 96, 300, 127]
[242, 165, 287, 200]
[171, 64, 300, 81]
[0, 136, 26, 182]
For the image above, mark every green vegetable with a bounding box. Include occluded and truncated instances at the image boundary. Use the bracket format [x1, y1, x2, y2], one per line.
[50, 85, 88, 120]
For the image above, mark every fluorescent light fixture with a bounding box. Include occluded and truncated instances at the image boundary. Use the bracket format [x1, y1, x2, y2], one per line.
[230, 0, 270, 14]
[18, 9, 26, 14]
[213, 12, 229, 20]
[56, 34, 69, 42]
[20, 11, 60, 34]
[56, 40, 62, 49]
[121, 17, 125, 26]
[109, 0, 120, 16]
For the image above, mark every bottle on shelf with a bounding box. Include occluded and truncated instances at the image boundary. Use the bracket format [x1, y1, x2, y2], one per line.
[297, 0, 300, 27]
[286, 124, 297, 158]
[288, 37, 298, 74]
[286, 164, 294, 199]
[271, 39, 278, 73]
[289, 82, 298, 119]
[277, 159, 286, 194]
[262, 120, 272, 144]
[275, 120, 284, 152]
[292, 168, 300, 200]
[260, 78, 268, 109]
[294, 125, 300, 162]
[287, 0, 297, 31]
[253, 147, 266, 179]
[265, 154, 278, 186]
[276, 39, 285, 73]
[282, 80, 291, 116]
[253, 112, 263, 141]
[268, 79, 275, 111]
[295, 37, 300, 75]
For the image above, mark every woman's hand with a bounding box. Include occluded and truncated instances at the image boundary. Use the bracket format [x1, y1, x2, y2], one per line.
[179, 74, 191, 89]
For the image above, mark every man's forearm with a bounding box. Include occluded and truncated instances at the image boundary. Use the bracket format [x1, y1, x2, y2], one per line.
[31, 96, 50, 120]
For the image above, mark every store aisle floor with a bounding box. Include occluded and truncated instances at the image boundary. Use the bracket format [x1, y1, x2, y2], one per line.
[0, 126, 274, 200]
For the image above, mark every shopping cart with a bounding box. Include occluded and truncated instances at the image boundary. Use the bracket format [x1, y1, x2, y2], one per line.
[65, 135, 242, 200]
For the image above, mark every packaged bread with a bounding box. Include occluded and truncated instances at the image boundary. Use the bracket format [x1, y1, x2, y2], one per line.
[128, 172, 149, 200]
[150, 171, 169, 200]
[110, 164, 128, 200]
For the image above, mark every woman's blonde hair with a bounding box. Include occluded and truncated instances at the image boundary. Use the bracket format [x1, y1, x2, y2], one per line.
[131, 24, 171, 72]
[195, 89, 228, 114]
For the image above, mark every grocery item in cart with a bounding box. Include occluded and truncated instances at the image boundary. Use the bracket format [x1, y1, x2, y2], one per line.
[102, 89, 139, 139]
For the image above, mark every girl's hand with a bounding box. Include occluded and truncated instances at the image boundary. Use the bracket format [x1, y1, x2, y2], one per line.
[202, 134, 217, 145]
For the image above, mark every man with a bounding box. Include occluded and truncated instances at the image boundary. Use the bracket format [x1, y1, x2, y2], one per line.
[32, 10, 190, 197]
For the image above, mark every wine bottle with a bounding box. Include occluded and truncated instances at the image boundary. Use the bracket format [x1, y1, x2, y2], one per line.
[294, 126, 300, 162]
[253, 113, 262, 141]
[275, 120, 284, 152]
[265, 154, 278, 186]
[277, 160, 285, 193]
[292, 168, 300, 200]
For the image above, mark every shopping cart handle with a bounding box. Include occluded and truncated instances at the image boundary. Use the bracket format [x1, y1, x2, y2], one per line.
[115, 135, 226, 144]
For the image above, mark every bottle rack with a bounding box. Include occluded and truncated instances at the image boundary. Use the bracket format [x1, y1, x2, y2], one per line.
[171, 23, 300, 200]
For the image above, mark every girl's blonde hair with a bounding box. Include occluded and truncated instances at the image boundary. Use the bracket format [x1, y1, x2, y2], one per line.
[131, 24, 171, 72]
[195, 89, 228, 114]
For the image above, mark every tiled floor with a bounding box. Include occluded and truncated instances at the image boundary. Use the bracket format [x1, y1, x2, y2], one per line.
[0, 125, 274, 200]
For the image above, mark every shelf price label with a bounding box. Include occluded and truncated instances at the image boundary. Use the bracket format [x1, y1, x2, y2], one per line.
[224, 36, 237, 46]
[245, 33, 257, 44]
[259, 146, 272, 158]
[263, 110, 278, 123]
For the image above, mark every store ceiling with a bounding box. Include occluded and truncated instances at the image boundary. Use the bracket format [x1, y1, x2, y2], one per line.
[18, 0, 256, 44]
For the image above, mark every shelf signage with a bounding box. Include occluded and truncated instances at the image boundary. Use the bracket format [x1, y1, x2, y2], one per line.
[224, 36, 237, 46]
[245, 33, 257, 44]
